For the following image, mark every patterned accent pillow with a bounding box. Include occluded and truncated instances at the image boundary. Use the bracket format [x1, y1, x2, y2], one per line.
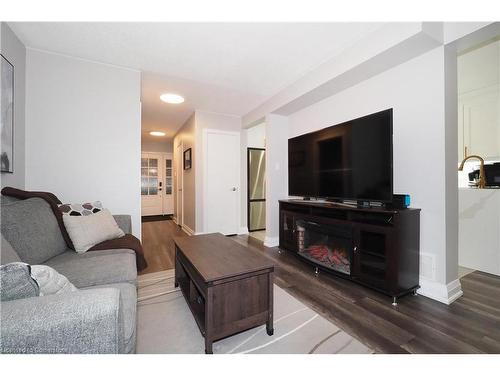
[58, 201, 103, 216]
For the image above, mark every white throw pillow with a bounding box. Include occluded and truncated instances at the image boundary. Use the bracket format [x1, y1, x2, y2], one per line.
[62, 208, 125, 253]
[30, 265, 77, 296]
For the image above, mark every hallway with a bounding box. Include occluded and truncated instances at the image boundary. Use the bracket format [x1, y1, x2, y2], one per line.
[140, 219, 187, 275]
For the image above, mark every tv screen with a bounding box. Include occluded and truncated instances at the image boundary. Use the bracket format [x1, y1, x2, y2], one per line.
[288, 109, 393, 202]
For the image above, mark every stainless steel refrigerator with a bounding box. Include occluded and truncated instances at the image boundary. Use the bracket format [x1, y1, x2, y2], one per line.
[247, 148, 266, 231]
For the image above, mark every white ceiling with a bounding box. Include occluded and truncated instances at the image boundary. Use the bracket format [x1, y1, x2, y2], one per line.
[9, 22, 384, 138]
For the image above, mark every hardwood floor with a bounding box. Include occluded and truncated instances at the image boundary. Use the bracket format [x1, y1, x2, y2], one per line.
[232, 235, 500, 354]
[139, 220, 500, 353]
[140, 219, 187, 275]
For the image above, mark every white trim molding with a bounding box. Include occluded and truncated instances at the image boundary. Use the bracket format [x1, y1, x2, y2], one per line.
[239, 226, 249, 235]
[418, 278, 463, 305]
[263, 236, 279, 248]
[181, 224, 195, 236]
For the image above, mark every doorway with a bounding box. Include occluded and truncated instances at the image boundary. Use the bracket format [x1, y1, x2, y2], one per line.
[456, 35, 500, 278]
[204, 129, 241, 235]
[247, 147, 266, 232]
[141, 152, 174, 217]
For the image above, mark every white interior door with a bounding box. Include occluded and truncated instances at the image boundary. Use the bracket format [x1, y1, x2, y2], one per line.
[141, 153, 164, 216]
[205, 130, 240, 235]
[175, 143, 183, 226]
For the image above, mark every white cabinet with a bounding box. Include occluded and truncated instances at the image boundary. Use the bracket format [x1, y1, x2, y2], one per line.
[457, 39, 500, 162]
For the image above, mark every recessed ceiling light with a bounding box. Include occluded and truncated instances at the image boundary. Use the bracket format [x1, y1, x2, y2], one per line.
[160, 93, 184, 104]
[150, 131, 166, 137]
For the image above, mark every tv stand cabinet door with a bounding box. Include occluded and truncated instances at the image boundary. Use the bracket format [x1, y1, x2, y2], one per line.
[280, 210, 297, 251]
[352, 224, 395, 292]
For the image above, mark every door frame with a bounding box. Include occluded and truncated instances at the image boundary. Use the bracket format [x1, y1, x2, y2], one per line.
[175, 141, 184, 227]
[247, 147, 266, 232]
[161, 152, 174, 215]
[203, 128, 241, 235]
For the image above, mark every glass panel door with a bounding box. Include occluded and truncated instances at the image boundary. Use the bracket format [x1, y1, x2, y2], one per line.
[165, 158, 173, 195]
[247, 148, 266, 231]
[141, 157, 160, 196]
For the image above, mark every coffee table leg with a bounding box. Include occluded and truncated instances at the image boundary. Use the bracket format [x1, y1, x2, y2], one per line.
[205, 339, 213, 354]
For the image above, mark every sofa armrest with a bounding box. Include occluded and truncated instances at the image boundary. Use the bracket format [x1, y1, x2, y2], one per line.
[0, 288, 121, 354]
[113, 215, 132, 234]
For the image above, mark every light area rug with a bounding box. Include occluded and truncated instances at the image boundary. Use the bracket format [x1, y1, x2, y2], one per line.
[136, 270, 373, 354]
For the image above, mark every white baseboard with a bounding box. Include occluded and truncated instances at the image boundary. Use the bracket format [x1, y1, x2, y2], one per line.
[181, 224, 195, 236]
[238, 226, 249, 235]
[172, 217, 178, 225]
[418, 278, 463, 305]
[263, 236, 279, 248]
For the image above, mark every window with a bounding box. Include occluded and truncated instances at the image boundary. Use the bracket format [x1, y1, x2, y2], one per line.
[165, 159, 173, 195]
[141, 158, 159, 195]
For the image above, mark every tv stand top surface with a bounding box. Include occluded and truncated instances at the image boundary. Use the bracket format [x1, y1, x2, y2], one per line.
[280, 199, 420, 214]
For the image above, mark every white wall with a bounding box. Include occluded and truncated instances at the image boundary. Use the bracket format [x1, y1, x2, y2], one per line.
[25, 49, 142, 237]
[0, 23, 26, 189]
[246, 122, 266, 148]
[173, 113, 196, 233]
[141, 138, 173, 153]
[264, 114, 288, 246]
[457, 39, 500, 160]
[287, 47, 454, 300]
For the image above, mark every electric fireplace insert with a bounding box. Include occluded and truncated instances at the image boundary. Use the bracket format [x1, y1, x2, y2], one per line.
[295, 219, 352, 275]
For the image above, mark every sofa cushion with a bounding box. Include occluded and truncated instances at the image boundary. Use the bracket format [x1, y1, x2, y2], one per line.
[1, 234, 21, 265]
[0, 262, 39, 301]
[44, 249, 137, 288]
[1, 195, 19, 204]
[84, 282, 137, 354]
[1, 198, 67, 264]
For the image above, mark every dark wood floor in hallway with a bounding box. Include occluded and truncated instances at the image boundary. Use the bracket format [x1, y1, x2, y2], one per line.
[140, 220, 500, 353]
[140, 218, 187, 275]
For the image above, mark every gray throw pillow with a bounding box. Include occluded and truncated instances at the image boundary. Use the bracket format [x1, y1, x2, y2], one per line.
[0, 262, 39, 301]
[30, 265, 77, 296]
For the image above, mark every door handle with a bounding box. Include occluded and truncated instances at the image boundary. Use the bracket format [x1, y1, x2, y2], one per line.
[231, 187, 237, 191]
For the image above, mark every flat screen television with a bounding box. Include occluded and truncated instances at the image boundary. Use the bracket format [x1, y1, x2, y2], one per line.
[288, 109, 393, 203]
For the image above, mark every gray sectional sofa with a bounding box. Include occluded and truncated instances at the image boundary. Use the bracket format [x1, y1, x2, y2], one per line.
[0, 195, 138, 354]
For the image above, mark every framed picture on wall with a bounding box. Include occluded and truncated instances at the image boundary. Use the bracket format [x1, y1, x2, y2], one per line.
[1, 54, 14, 173]
[183, 148, 192, 170]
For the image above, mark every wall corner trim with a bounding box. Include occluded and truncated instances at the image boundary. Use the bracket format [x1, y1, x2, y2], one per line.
[263, 236, 279, 248]
[418, 278, 463, 305]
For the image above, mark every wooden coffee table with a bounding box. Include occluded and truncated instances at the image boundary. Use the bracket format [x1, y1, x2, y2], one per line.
[174, 233, 275, 354]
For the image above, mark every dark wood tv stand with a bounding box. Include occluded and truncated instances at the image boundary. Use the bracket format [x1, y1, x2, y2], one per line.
[279, 199, 420, 304]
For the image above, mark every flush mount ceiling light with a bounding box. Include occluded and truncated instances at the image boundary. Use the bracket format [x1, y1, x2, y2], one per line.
[160, 93, 185, 104]
[150, 131, 166, 137]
